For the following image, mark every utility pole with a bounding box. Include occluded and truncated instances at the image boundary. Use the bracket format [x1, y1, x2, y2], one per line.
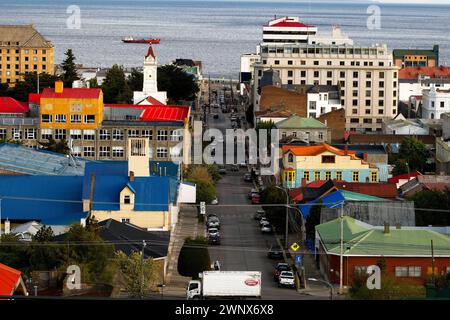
[339, 203, 344, 295]
[431, 239, 435, 284]
[37, 73, 40, 93]
[140, 240, 147, 299]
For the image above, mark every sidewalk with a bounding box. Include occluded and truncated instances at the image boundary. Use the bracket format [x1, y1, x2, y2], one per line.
[164, 204, 205, 297]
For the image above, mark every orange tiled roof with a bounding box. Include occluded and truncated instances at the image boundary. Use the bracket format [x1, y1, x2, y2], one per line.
[282, 144, 356, 157]
[399, 66, 450, 80]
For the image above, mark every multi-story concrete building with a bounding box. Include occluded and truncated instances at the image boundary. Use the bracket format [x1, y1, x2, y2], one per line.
[393, 45, 439, 68]
[0, 83, 191, 163]
[0, 25, 54, 85]
[305, 84, 341, 118]
[422, 86, 450, 119]
[252, 18, 399, 132]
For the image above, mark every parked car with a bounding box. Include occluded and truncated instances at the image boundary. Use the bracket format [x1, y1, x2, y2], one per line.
[219, 167, 227, 175]
[248, 189, 258, 199]
[273, 263, 291, 281]
[259, 217, 269, 226]
[244, 173, 253, 182]
[261, 223, 273, 234]
[211, 197, 219, 205]
[209, 234, 221, 245]
[254, 210, 265, 220]
[207, 213, 218, 221]
[207, 217, 220, 229]
[213, 114, 219, 119]
[213, 260, 221, 271]
[251, 194, 261, 204]
[278, 271, 295, 288]
[230, 165, 239, 172]
[267, 244, 284, 259]
[239, 161, 248, 168]
[207, 227, 220, 237]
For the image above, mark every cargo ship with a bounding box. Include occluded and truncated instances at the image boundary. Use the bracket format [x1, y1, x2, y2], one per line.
[122, 36, 160, 44]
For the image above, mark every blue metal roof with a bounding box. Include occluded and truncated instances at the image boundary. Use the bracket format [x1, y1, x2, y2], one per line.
[89, 175, 172, 212]
[0, 143, 89, 176]
[0, 175, 86, 225]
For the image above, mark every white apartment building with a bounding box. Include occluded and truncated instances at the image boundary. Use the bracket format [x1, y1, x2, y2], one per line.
[306, 85, 342, 118]
[252, 41, 399, 132]
[240, 53, 260, 95]
[422, 86, 450, 119]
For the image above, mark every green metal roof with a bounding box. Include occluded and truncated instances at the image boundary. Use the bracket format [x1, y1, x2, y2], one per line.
[275, 115, 327, 129]
[393, 48, 438, 58]
[340, 190, 386, 202]
[316, 217, 450, 257]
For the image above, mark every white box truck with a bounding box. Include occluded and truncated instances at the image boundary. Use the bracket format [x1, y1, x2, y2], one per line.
[186, 271, 262, 299]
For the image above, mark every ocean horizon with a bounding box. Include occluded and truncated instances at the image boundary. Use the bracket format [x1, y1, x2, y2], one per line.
[1, 0, 449, 78]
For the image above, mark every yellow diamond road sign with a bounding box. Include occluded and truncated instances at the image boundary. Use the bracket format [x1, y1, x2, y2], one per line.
[290, 243, 300, 252]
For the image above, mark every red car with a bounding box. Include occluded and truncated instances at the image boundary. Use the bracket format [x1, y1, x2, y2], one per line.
[251, 194, 261, 204]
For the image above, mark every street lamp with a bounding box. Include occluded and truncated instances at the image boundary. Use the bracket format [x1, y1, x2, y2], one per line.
[275, 186, 289, 249]
[308, 278, 333, 301]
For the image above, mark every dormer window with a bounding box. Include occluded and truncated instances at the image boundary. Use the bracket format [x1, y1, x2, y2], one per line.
[288, 153, 294, 162]
[124, 195, 131, 204]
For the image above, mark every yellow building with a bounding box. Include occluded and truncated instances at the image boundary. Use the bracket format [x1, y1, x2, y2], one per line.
[40, 80, 103, 130]
[0, 25, 54, 85]
[281, 144, 381, 188]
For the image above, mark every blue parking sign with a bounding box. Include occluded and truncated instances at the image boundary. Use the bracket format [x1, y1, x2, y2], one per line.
[295, 255, 302, 264]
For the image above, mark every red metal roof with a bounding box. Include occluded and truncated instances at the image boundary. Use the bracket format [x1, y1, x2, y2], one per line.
[0, 263, 21, 296]
[333, 181, 398, 199]
[28, 93, 41, 104]
[41, 88, 102, 99]
[388, 171, 422, 183]
[140, 105, 189, 122]
[307, 180, 329, 188]
[289, 188, 304, 203]
[271, 21, 311, 28]
[0, 97, 29, 113]
[145, 46, 156, 60]
[146, 96, 164, 105]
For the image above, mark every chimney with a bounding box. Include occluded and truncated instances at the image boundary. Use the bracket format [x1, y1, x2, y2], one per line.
[363, 153, 368, 161]
[5, 220, 10, 235]
[301, 177, 307, 187]
[384, 222, 390, 234]
[344, 144, 349, 155]
[396, 223, 401, 230]
[55, 80, 64, 93]
[129, 171, 135, 182]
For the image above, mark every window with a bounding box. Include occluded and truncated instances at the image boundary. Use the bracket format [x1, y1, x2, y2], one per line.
[128, 129, 139, 137]
[366, 72, 372, 79]
[408, 266, 421, 277]
[303, 171, 310, 181]
[318, 132, 324, 140]
[314, 61, 319, 66]
[287, 70, 293, 77]
[25, 128, 36, 139]
[41, 129, 52, 140]
[309, 101, 317, 110]
[371, 171, 378, 182]
[157, 130, 168, 141]
[55, 114, 66, 123]
[353, 71, 359, 78]
[11, 128, 22, 140]
[121, 218, 130, 223]
[379, 81, 384, 88]
[99, 129, 110, 140]
[340, 71, 345, 78]
[157, 147, 168, 158]
[300, 70, 306, 77]
[274, 60, 280, 65]
[336, 171, 342, 180]
[70, 114, 82, 123]
[41, 114, 52, 123]
[395, 266, 408, 277]
[352, 171, 359, 182]
[170, 129, 183, 141]
[325, 171, 332, 180]
[142, 129, 153, 139]
[0, 128, 6, 140]
[322, 155, 335, 163]
[314, 71, 319, 78]
[83, 146, 95, 157]
[112, 146, 124, 158]
[379, 72, 385, 79]
[83, 129, 95, 140]
[327, 71, 332, 78]
[112, 129, 124, 141]
[288, 60, 293, 65]
[70, 129, 82, 140]
[99, 146, 110, 158]
[353, 81, 358, 88]
[84, 115, 95, 123]
[314, 171, 321, 180]
[288, 153, 294, 162]
[52, 128, 66, 140]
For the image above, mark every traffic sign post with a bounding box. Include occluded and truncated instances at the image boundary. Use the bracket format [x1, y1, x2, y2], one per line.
[200, 202, 206, 215]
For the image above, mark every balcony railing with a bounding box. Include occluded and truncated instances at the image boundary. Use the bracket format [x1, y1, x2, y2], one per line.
[0, 118, 40, 125]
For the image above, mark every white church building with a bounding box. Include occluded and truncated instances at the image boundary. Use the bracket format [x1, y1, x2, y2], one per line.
[133, 46, 168, 105]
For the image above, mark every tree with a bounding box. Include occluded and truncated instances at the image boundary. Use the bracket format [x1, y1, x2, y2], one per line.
[157, 65, 199, 103]
[29, 226, 62, 271]
[115, 251, 158, 298]
[127, 68, 143, 92]
[102, 65, 133, 104]
[305, 203, 322, 239]
[398, 137, 428, 173]
[88, 78, 99, 88]
[7, 73, 60, 101]
[187, 178, 216, 204]
[392, 159, 409, 177]
[410, 188, 450, 226]
[39, 138, 70, 155]
[177, 237, 211, 278]
[260, 185, 288, 232]
[61, 49, 80, 88]
[0, 233, 29, 271]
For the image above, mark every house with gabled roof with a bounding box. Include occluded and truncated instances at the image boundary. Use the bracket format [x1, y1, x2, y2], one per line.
[316, 216, 450, 286]
[281, 143, 383, 188]
[275, 115, 330, 143]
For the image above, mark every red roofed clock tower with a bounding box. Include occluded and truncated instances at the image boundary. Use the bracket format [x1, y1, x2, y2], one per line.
[143, 46, 158, 95]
